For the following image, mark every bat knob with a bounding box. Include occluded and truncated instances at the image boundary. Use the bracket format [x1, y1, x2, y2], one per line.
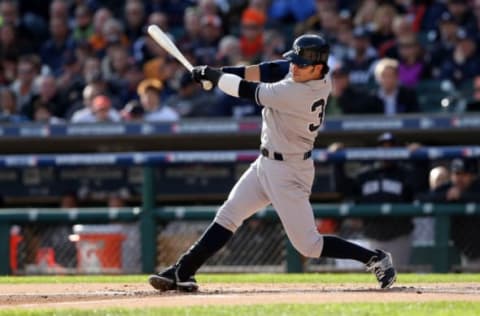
[201, 80, 213, 91]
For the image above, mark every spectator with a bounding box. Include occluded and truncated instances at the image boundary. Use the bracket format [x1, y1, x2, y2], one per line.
[370, 4, 398, 50]
[374, 58, 420, 115]
[327, 65, 383, 115]
[165, 71, 218, 117]
[122, 0, 146, 43]
[72, 4, 94, 44]
[88, 7, 113, 54]
[261, 29, 287, 62]
[216, 35, 242, 67]
[239, 7, 266, 63]
[137, 78, 179, 122]
[429, 12, 460, 78]
[90, 95, 120, 123]
[0, 0, 36, 48]
[439, 29, 480, 87]
[335, 133, 419, 268]
[342, 26, 377, 86]
[0, 22, 32, 58]
[0, 86, 25, 123]
[466, 75, 480, 112]
[56, 53, 85, 111]
[32, 103, 64, 124]
[419, 158, 480, 266]
[40, 16, 75, 76]
[194, 14, 223, 65]
[396, 33, 431, 88]
[446, 0, 478, 35]
[132, 12, 170, 66]
[70, 82, 121, 123]
[10, 54, 41, 113]
[268, 0, 316, 24]
[177, 7, 201, 53]
[23, 74, 66, 119]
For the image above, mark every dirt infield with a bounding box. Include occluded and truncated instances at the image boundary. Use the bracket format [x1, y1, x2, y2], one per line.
[1, 282, 479, 309]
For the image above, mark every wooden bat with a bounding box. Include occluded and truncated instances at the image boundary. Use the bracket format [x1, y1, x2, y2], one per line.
[147, 24, 213, 91]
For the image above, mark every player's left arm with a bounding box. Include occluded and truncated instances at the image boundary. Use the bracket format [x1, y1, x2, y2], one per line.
[192, 66, 260, 103]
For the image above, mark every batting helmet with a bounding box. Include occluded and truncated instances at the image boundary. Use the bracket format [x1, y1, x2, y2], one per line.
[283, 34, 330, 67]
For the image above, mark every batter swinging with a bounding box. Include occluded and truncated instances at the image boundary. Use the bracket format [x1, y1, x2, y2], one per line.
[149, 34, 397, 292]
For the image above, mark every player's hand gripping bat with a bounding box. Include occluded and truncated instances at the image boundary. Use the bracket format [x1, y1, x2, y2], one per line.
[147, 24, 213, 91]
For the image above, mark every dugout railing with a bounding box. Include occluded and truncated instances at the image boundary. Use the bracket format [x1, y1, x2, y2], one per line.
[0, 147, 479, 275]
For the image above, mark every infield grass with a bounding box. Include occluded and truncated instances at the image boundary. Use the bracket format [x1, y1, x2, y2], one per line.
[0, 273, 479, 284]
[1, 302, 479, 316]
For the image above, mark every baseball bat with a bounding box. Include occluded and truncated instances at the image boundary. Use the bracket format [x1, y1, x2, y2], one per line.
[147, 25, 213, 91]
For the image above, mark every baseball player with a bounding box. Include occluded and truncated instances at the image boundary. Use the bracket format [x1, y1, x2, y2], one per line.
[149, 34, 397, 292]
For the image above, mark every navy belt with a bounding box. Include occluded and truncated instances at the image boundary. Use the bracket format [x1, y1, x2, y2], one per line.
[260, 147, 312, 161]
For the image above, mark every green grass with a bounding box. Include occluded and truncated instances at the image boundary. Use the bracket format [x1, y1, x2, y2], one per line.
[1, 302, 479, 316]
[0, 273, 479, 284]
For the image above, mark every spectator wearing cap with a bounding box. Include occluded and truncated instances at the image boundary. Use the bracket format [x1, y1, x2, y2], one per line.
[342, 26, 378, 86]
[333, 132, 421, 267]
[327, 64, 383, 115]
[90, 95, 120, 123]
[137, 78, 179, 122]
[374, 58, 420, 115]
[429, 11, 460, 77]
[446, 0, 478, 35]
[164, 71, 219, 117]
[239, 7, 266, 62]
[439, 29, 480, 86]
[70, 83, 121, 123]
[419, 158, 480, 266]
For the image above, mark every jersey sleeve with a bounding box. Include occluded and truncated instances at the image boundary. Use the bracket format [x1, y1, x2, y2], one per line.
[256, 79, 297, 110]
[258, 60, 290, 83]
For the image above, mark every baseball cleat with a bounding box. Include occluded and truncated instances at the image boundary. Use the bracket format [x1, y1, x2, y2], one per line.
[366, 249, 397, 289]
[175, 269, 198, 292]
[148, 266, 177, 291]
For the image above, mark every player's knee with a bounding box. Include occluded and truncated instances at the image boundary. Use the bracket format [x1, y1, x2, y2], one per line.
[214, 204, 243, 232]
[290, 231, 324, 258]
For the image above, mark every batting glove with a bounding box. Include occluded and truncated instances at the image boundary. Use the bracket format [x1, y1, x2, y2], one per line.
[191, 66, 222, 87]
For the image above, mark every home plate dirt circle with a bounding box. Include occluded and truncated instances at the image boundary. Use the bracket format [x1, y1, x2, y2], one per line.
[1, 283, 479, 309]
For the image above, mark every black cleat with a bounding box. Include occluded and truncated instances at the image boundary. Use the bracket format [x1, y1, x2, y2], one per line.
[175, 269, 198, 292]
[366, 249, 397, 289]
[148, 266, 177, 291]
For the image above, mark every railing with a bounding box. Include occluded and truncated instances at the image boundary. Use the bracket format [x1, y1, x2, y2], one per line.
[0, 203, 476, 274]
[0, 147, 478, 274]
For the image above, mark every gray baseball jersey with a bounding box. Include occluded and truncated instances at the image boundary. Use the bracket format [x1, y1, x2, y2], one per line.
[215, 71, 332, 258]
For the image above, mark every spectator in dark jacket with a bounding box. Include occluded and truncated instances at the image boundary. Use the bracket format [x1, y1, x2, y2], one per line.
[374, 58, 420, 115]
[327, 65, 383, 115]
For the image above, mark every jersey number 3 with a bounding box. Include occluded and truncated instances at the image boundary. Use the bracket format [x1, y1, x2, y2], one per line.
[308, 99, 325, 132]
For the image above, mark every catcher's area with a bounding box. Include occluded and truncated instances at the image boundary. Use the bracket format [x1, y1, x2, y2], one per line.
[1, 282, 479, 309]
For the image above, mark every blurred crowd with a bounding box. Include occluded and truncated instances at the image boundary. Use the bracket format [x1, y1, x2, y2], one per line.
[2, 0, 480, 124]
